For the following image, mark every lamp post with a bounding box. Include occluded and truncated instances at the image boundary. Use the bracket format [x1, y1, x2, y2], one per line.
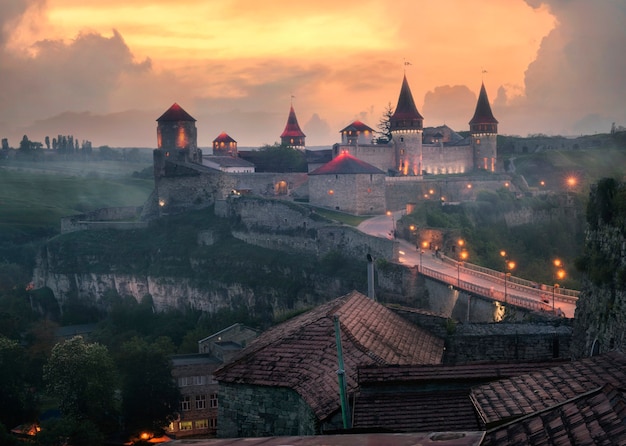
[386, 211, 396, 238]
[458, 249, 468, 287]
[553, 259, 566, 314]
[500, 250, 516, 303]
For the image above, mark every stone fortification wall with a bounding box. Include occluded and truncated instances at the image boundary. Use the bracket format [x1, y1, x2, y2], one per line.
[231, 172, 309, 198]
[422, 144, 474, 175]
[334, 143, 395, 173]
[155, 166, 237, 216]
[219, 197, 395, 261]
[308, 172, 386, 215]
[218, 383, 318, 438]
[385, 174, 514, 211]
[445, 323, 572, 364]
[61, 206, 145, 233]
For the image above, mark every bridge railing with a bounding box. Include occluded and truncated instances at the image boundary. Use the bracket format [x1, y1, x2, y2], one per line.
[439, 255, 579, 304]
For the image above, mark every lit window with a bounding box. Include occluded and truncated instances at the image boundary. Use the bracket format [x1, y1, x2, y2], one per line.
[181, 396, 191, 411]
[328, 190, 334, 195]
[195, 419, 208, 429]
[210, 393, 218, 408]
[475, 139, 481, 144]
[180, 421, 193, 431]
[196, 394, 206, 410]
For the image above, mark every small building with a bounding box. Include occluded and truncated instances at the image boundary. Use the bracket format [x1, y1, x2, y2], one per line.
[202, 155, 255, 173]
[308, 151, 386, 215]
[169, 324, 259, 439]
[212, 132, 237, 157]
[214, 290, 445, 438]
[339, 120, 376, 145]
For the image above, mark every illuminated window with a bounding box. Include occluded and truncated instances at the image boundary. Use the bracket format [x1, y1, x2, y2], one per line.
[210, 393, 218, 408]
[328, 190, 334, 195]
[400, 149, 405, 155]
[195, 419, 208, 429]
[475, 139, 481, 144]
[181, 396, 191, 411]
[180, 421, 192, 431]
[367, 188, 372, 193]
[195, 394, 206, 410]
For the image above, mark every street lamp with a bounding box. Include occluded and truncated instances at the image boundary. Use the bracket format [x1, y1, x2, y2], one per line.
[553, 259, 566, 314]
[458, 249, 468, 287]
[500, 251, 516, 303]
[386, 211, 396, 238]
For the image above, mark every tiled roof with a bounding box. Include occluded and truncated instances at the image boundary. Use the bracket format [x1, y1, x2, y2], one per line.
[357, 360, 567, 385]
[390, 75, 424, 122]
[340, 120, 376, 133]
[280, 105, 306, 138]
[354, 390, 482, 432]
[213, 131, 236, 143]
[468, 83, 498, 125]
[156, 103, 196, 122]
[214, 291, 444, 420]
[470, 351, 626, 427]
[482, 384, 626, 445]
[308, 152, 385, 176]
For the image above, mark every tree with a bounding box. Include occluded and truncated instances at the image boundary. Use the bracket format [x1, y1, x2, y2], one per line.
[0, 337, 37, 428]
[376, 102, 394, 143]
[246, 143, 307, 172]
[43, 337, 118, 436]
[44, 136, 50, 150]
[117, 337, 181, 436]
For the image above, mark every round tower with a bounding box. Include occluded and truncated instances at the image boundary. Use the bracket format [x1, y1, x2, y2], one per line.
[390, 75, 424, 175]
[469, 83, 498, 172]
[156, 103, 201, 163]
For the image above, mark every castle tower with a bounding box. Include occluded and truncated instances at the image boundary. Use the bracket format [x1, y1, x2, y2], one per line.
[469, 83, 498, 172]
[390, 75, 424, 175]
[156, 103, 201, 164]
[280, 105, 306, 150]
[213, 132, 238, 157]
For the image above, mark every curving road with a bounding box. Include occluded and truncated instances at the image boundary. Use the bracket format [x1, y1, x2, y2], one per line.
[357, 213, 578, 318]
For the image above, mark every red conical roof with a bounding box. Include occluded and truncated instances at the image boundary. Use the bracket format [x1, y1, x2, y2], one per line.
[280, 105, 306, 138]
[391, 75, 424, 122]
[156, 103, 196, 122]
[309, 151, 384, 175]
[469, 83, 498, 125]
[213, 131, 236, 143]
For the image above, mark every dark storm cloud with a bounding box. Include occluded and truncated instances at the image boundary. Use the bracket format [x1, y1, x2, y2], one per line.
[507, 0, 626, 134]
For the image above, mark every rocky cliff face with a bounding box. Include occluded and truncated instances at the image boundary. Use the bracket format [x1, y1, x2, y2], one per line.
[571, 179, 626, 358]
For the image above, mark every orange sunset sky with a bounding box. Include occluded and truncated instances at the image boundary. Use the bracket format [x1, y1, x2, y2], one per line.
[1, 0, 625, 148]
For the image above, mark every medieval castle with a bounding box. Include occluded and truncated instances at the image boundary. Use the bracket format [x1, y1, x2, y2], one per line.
[148, 75, 506, 217]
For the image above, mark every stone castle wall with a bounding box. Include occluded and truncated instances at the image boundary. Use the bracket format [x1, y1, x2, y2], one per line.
[61, 206, 146, 233]
[308, 172, 386, 215]
[218, 197, 396, 261]
[422, 144, 474, 175]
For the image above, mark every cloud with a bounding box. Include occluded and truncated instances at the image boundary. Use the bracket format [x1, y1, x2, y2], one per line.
[496, 0, 626, 135]
[422, 85, 478, 131]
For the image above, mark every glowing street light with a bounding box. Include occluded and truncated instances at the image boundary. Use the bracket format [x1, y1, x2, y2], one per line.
[458, 247, 469, 287]
[386, 211, 396, 238]
[500, 251, 516, 303]
[553, 259, 566, 314]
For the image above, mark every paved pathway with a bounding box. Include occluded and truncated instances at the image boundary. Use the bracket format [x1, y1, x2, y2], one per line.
[357, 213, 578, 318]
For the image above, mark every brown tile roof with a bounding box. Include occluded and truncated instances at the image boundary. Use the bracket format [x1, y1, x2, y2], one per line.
[357, 360, 567, 386]
[308, 152, 385, 176]
[214, 291, 444, 420]
[156, 102, 196, 122]
[470, 351, 626, 428]
[482, 384, 626, 445]
[354, 390, 482, 432]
